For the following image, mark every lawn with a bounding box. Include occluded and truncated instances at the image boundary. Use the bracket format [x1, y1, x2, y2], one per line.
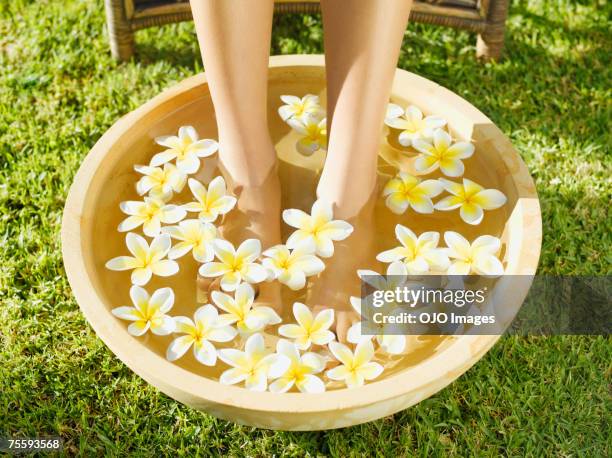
[0, 0, 610, 455]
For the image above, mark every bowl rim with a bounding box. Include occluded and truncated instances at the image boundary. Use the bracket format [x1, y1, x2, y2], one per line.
[61, 54, 541, 414]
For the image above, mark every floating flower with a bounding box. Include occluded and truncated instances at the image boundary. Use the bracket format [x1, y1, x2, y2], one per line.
[166, 304, 237, 366]
[278, 302, 335, 350]
[326, 340, 383, 388]
[287, 116, 327, 156]
[162, 219, 218, 262]
[283, 200, 353, 258]
[151, 126, 218, 174]
[183, 176, 237, 223]
[278, 94, 324, 122]
[262, 244, 325, 290]
[134, 163, 186, 198]
[211, 283, 281, 333]
[382, 172, 444, 214]
[218, 333, 290, 391]
[111, 285, 175, 336]
[118, 196, 186, 237]
[269, 339, 326, 393]
[385, 103, 446, 147]
[444, 231, 504, 276]
[413, 129, 474, 177]
[434, 178, 507, 225]
[199, 239, 269, 292]
[346, 295, 407, 355]
[377, 224, 449, 274]
[105, 233, 179, 285]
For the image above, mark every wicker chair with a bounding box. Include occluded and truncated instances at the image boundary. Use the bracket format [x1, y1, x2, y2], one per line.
[105, 0, 509, 62]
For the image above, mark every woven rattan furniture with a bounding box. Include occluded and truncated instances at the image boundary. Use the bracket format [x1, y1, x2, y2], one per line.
[105, 0, 510, 62]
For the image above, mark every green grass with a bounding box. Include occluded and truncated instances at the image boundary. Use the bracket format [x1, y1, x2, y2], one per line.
[1, 0, 610, 455]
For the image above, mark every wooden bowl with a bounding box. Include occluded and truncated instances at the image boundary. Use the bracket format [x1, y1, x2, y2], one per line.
[62, 55, 541, 430]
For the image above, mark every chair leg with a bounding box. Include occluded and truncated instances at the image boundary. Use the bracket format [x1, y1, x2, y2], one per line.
[105, 0, 134, 61]
[476, 0, 509, 60]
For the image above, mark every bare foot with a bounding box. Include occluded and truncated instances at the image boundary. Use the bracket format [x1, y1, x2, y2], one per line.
[196, 162, 283, 314]
[307, 194, 378, 342]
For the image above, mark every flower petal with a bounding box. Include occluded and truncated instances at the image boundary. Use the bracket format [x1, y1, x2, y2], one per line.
[219, 367, 247, 385]
[150, 260, 179, 277]
[193, 339, 218, 366]
[111, 306, 141, 321]
[296, 374, 325, 393]
[131, 267, 152, 286]
[359, 361, 384, 380]
[105, 256, 139, 271]
[472, 189, 507, 210]
[460, 203, 484, 225]
[150, 315, 175, 335]
[166, 335, 194, 361]
[328, 341, 354, 367]
[282, 208, 310, 229]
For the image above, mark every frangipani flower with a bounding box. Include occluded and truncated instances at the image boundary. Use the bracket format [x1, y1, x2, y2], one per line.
[435, 178, 507, 225]
[413, 129, 474, 177]
[218, 333, 290, 391]
[287, 116, 327, 156]
[382, 172, 444, 214]
[326, 340, 383, 388]
[262, 244, 325, 290]
[111, 285, 175, 336]
[211, 283, 281, 333]
[118, 196, 186, 237]
[269, 339, 326, 393]
[278, 302, 335, 350]
[385, 103, 446, 147]
[199, 239, 269, 292]
[283, 200, 353, 258]
[134, 163, 186, 198]
[105, 233, 179, 285]
[377, 224, 450, 274]
[347, 295, 407, 355]
[183, 176, 237, 223]
[151, 126, 218, 174]
[162, 219, 218, 262]
[444, 231, 504, 276]
[278, 95, 324, 122]
[166, 304, 237, 366]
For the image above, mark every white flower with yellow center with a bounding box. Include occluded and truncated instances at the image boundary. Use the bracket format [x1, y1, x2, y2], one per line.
[183, 176, 237, 223]
[377, 224, 450, 274]
[383, 172, 444, 214]
[211, 283, 281, 333]
[118, 196, 186, 237]
[326, 340, 383, 388]
[162, 219, 218, 262]
[151, 126, 218, 174]
[166, 304, 237, 366]
[218, 333, 290, 391]
[105, 233, 179, 285]
[269, 339, 326, 393]
[278, 302, 335, 350]
[278, 94, 324, 122]
[283, 200, 353, 258]
[347, 294, 407, 355]
[287, 116, 327, 156]
[262, 244, 325, 290]
[111, 285, 175, 336]
[134, 163, 186, 198]
[199, 239, 269, 292]
[444, 231, 504, 276]
[413, 129, 474, 177]
[435, 178, 507, 225]
[385, 103, 447, 147]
